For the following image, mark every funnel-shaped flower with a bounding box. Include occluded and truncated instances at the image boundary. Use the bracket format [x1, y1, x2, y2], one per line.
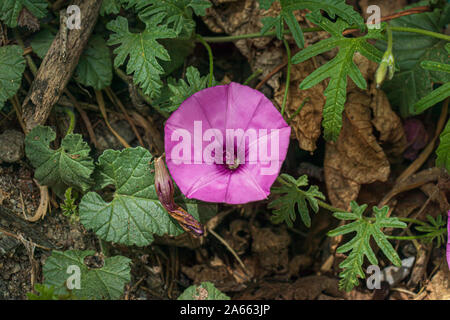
[164, 82, 291, 204]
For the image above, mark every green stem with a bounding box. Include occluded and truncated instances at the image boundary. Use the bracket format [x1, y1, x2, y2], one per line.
[281, 38, 291, 117]
[200, 25, 450, 43]
[114, 68, 169, 118]
[390, 26, 450, 41]
[243, 69, 263, 86]
[62, 107, 75, 135]
[387, 229, 446, 240]
[386, 24, 393, 53]
[287, 97, 310, 123]
[275, 175, 434, 227]
[196, 34, 214, 87]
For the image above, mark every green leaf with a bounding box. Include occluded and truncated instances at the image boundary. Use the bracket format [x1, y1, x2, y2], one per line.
[269, 174, 325, 228]
[43, 250, 131, 300]
[75, 36, 113, 90]
[79, 147, 208, 246]
[292, 13, 383, 141]
[125, 0, 211, 36]
[159, 38, 195, 76]
[0, 0, 48, 27]
[377, 9, 450, 117]
[436, 119, 450, 171]
[30, 29, 54, 59]
[27, 284, 76, 300]
[414, 82, 450, 113]
[260, 0, 364, 49]
[258, 0, 276, 10]
[178, 282, 230, 300]
[106, 16, 176, 98]
[0, 45, 25, 111]
[25, 126, 94, 198]
[100, 0, 122, 15]
[165, 66, 212, 112]
[327, 202, 406, 292]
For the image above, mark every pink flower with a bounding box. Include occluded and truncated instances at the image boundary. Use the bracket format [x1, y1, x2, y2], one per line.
[447, 210, 450, 269]
[164, 82, 291, 204]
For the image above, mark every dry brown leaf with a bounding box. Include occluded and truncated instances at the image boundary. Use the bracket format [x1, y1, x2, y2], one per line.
[202, 0, 322, 91]
[324, 54, 406, 209]
[425, 266, 450, 300]
[324, 90, 390, 209]
[274, 60, 325, 151]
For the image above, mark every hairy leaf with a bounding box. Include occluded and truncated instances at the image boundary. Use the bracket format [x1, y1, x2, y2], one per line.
[0, 45, 25, 111]
[292, 13, 383, 141]
[43, 250, 131, 300]
[25, 126, 94, 198]
[106, 16, 176, 98]
[413, 44, 450, 113]
[377, 8, 450, 117]
[75, 36, 113, 90]
[436, 119, 450, 172]
[0, 0, 47, 27]
[100, 0, 122, 15]
[79, 147, 212, 246]
[178, 282, 230, 300]
[165, 66, 212, 111]
[269, 174, 325, 228]
[328, 202, 406, 291]
[126, 0, 211, 36]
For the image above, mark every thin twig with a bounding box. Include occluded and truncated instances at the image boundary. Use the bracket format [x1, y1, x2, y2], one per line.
[207, 227, 250, 277]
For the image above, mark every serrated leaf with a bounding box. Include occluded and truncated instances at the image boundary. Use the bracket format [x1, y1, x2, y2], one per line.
[75, 36, 112, 90]
[27, 284, 75, 300]
[269, 174, 325, 228]
[0, 0, 48, 27]
[43, 250, 131, 300]
[0, 45, 25, 111]
[106, 16, 176, 98]
[328, 202, 406, 291]
[125, 0, 210, 36]
[292, 13, 383, 141]
[100, 0, 122, 15]
[25, 126, 94, 198]
[377, 8, 450, 117]
[260, 0, 364, 48]
[178, 282, 230, 300]
[164, 66, 212, 112]
[79, 147, 210, 246]
[436, 119, 450, 171]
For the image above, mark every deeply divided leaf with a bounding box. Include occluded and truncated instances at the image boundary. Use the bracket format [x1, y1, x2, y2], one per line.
[327, 202, 406, 291]
[0, 0, 48, 27]
[269, 174, 325, 228]
[106, 16, 176, 98]
[292, 13, 383, 141]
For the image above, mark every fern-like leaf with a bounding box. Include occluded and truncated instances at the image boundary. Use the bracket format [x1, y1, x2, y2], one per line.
[327, 202, 406, 292]
[106, 15, 176, 98]
[259, 0, 364, 49]
[269, 174, 325, 228]
[292, 13, 383, 141]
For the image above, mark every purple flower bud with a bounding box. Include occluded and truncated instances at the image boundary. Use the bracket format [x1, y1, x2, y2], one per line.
[154, 156, 176, 211]
[403, 119, 429, 161]
[154, 156, 204, 237]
